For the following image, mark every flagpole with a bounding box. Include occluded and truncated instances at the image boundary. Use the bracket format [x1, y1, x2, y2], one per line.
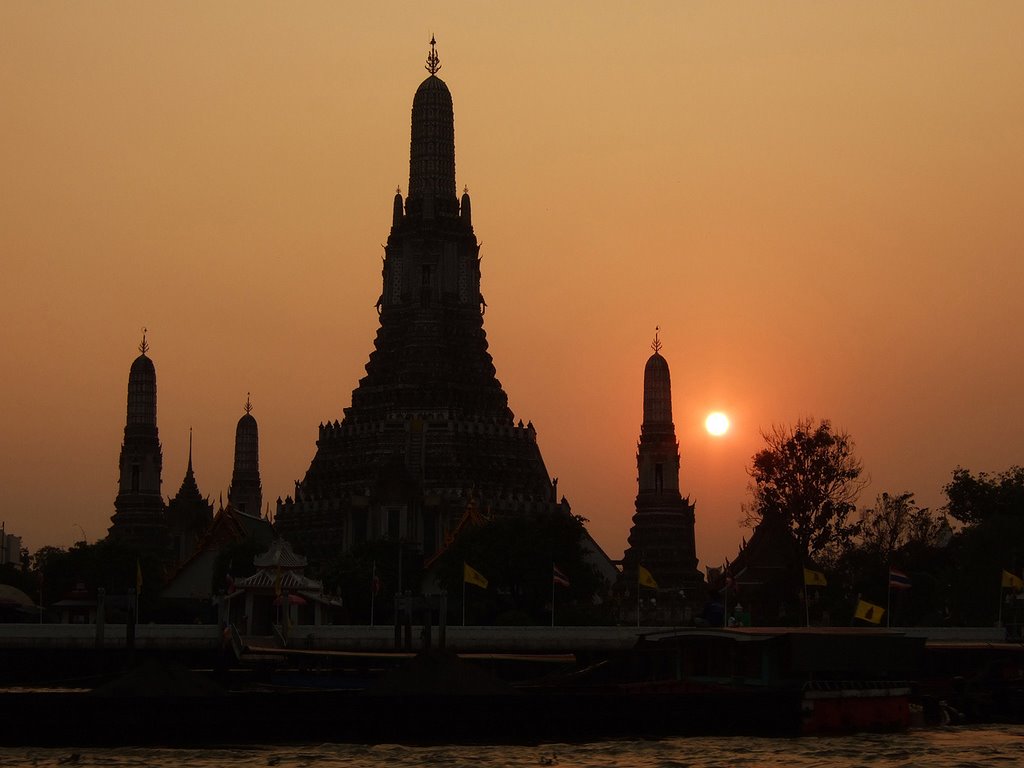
[462, 578, 467, 627]
[370, 561, 376, 627]
[551, 562, 555, 628]
[886, 570, 892, 628]
[724, 574, 729, 628]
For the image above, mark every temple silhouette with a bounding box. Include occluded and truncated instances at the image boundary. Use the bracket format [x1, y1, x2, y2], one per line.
[108, 333, 267, 568]
[618, 332, 704, 621]
[103, 42, 714, 607]
[108, 333, 166, 550]
[275, 40, 574, 564]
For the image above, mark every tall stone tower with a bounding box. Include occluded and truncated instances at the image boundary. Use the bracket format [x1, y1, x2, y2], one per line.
[228, 395, 263, 517]
[275, 40, 565, 561]
[109, 333, 167, 545]
[621, 332, 703, 603]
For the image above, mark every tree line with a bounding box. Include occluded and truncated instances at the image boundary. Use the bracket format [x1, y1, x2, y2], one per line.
[742, 417, 1024, 627]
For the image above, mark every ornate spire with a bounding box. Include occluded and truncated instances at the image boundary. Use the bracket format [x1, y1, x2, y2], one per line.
[425, 35, 441, 75]
[408, 36, 457, 212]
[230, 392, 262, 516]
[187, 427, 193, 473]
[651, 326, 662, 354]
[643, 329, 673, 428]
[139, 327, 150, 356]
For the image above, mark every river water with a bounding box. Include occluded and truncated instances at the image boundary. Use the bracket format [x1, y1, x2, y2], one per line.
[2, 727, 1022, 768]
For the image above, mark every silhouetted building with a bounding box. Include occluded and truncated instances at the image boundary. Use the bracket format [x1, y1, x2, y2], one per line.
[620, 333, 704, 619]
[275, 41, 571, 562]
[226, 539, 344, 635]
[227, 396, 263, 518]
[162, 501, 274, 613]
[0, 523, 22, 567]
[710, 515, 807, 627]
[165, 430, 214, 563]
[108, 333, 168, 548]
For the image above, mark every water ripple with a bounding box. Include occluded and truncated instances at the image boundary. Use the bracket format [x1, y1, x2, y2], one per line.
[4, 726, 1024, 768]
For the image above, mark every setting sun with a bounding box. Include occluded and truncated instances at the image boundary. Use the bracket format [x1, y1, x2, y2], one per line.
[705, 412, 730, 437]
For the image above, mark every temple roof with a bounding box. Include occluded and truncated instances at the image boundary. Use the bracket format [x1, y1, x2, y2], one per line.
[253, 539, 307, 570]
[232, 568, 321, 593]
[170, 432, 205, 506]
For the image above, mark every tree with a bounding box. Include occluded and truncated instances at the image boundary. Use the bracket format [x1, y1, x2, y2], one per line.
[858, 491, 950, 562]
[940, 466, 1024, 625]
[744, 418, 867, 564]
[944, 466, 1024, 527]
[831, 491, 954, 627]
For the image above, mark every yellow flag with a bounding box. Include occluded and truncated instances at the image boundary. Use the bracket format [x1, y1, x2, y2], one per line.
[803, 567, 827, 587]
[463, 562, 488, 589]
[638, 565, 658, 589]
[854, 599, 885, 625]
[1002, 570, 1024, 590]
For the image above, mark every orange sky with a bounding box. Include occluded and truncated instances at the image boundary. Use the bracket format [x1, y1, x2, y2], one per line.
[2, 3, 1022, 569]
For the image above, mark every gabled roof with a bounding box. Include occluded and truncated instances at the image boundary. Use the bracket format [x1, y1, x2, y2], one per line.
[253, 539, 306, 570]
[423, 496, 486, 568]
[164, 504, 274, 586]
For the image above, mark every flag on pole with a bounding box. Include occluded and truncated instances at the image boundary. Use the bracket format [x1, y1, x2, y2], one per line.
[553, 564, 570, 588]
[638, 565, 658, 589]
[463, 562, 488, 589]
[854, 599, 885, 624]
[1002, 570, 1024, 590]
[803, 567, 827, 587]
[136, 559, 143, 593]
[371, 561, 381, 595]
[889, 568, 912, 590]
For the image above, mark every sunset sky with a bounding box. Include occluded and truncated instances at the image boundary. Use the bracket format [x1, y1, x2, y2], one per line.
[2, 3, 1022, 570]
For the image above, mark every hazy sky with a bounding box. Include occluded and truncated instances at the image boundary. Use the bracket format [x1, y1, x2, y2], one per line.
[2, 3, 1022, 569]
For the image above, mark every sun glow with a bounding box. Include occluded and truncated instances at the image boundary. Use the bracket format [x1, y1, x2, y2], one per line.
[705, 412, 730, 436]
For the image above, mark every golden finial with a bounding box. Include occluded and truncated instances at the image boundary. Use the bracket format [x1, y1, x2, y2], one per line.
[139, 327, 150, 355]
[244, 393, 253, 415]
[463, 185, 469, 195]
[425, 35, 441, 75]
[396, 185, 401, 195]
[651, 326, 662, 354]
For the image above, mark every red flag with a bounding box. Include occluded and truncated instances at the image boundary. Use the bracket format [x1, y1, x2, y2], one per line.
[889, 568, 912, 590]
[553, 564, 570, 588]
